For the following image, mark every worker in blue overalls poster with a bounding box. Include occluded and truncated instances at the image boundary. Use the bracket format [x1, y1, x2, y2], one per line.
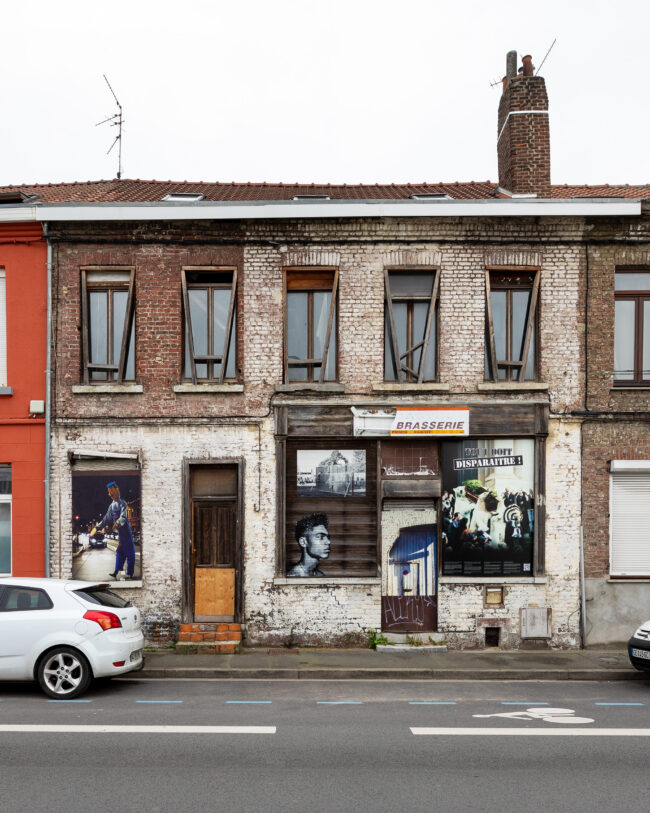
[95, 480, 136, 580]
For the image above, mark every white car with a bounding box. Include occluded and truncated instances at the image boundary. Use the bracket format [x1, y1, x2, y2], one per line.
[0, 577, 144, 698]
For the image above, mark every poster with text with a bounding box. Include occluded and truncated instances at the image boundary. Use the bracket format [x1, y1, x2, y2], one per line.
[71, 471, 142, 582]
[441, 439, 534, 577]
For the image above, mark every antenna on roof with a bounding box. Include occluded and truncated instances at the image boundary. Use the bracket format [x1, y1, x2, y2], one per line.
[535, 38, 557, 75]
[96, 75, 124, 180]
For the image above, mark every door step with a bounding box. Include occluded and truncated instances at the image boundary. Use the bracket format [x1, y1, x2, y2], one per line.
[176, 623, 242, 654]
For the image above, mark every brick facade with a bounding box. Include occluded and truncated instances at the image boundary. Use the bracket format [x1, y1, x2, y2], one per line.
[48, 213, 595, 649]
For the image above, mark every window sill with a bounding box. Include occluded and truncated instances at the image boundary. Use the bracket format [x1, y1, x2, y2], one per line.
[107, 580, 143, 589]
[72, 384, 143, 394]
[273, 577, 381, 586]
[477, 382, 549, 392]
[275, 383, 345, 393]
[0, 386, 13, 396]
[173, 383, 244, 394]
[610, 386, 650, 391]
[439, 576, 546, 584]
[372, 383, 450, 392]
[607, 577, 650, 583]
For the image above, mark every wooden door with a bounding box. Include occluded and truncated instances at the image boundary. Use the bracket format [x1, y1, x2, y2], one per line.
[192, 499, 237, 620]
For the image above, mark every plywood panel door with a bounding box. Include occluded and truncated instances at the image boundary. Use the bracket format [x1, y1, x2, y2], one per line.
[192, 500, 237, 620]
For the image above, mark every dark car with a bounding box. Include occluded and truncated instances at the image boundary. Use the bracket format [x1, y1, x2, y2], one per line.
[628, 620, 650, 672]
[88, 527, 107, 549]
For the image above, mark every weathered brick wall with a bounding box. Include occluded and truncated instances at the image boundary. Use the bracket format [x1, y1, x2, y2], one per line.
[49, 214, 607, 648]
[497, 75, 550, 196]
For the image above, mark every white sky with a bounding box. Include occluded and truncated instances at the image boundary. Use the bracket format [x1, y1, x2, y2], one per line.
[3, 0, 649, 187]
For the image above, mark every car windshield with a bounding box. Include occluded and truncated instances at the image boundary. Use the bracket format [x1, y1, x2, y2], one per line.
[73, 586, 130, 608]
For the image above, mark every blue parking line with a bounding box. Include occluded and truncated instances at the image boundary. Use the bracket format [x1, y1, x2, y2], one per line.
[409, 701, 457, 705]
[317, 701, 363, 705]
[135, 700, 183, 704]
[47, 699, 92, 703]
[226, 701, 272, 704]
[501, 701, 549, 706]
[594, 702, 645, 706]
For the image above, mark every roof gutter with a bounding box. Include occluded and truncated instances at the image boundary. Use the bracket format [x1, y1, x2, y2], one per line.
[21, 198, 643, 221]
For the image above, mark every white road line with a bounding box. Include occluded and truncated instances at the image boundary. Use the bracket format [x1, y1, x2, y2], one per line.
[411, 727, 650, 736]
[0, 724, 275, 734]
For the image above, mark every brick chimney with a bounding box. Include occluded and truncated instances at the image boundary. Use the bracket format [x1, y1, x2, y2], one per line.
[497, 51, 550, 196]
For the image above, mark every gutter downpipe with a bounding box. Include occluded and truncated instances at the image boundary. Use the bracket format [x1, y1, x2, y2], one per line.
[44, 224, 52, 577]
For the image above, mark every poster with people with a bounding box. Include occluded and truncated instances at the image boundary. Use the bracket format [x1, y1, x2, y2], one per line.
[441, 439, 534, 576]
[71, 471, 142, 582]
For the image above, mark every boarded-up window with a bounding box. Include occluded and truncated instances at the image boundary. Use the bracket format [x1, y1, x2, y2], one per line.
[285, 440, 377, 577]
[381, 441, 439, 476]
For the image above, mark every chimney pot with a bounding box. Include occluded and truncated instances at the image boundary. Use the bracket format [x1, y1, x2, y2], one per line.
[506, 50, 517, 80]
[522, 54, 534, 76]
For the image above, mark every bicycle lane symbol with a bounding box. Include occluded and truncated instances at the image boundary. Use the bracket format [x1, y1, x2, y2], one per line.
[473, 707, 595, 724]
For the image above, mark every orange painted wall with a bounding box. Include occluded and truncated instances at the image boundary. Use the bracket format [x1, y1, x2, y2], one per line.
[0, 223, 47, 576]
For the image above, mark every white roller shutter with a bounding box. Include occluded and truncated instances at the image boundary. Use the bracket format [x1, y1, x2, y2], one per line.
[610, 471, 650, 575]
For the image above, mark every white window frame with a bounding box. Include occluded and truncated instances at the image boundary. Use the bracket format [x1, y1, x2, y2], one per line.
[609, 460, 650, 577]
[0, 493, 11, 576]
[0, 269, 7, 387]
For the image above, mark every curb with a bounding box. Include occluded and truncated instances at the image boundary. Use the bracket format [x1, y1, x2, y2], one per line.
[133, 667, 648, 681]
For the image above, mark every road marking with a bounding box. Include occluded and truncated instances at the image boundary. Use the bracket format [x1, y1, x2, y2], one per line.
[0, 724, 276, 734]
[594, 702, 645, 706]
[47, 700, 92, 703]
[502, 702, 549, 706]
[474, 707, 594, 724]
[412, 727, 650, 736]
[409, 701, 457, 705]
[226, 700, 272, 704]
[317, 701, 363, 705]
[135, 700, 183, 704]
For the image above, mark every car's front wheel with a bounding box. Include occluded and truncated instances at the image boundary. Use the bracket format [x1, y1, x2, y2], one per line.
[37, 647, 92, 699]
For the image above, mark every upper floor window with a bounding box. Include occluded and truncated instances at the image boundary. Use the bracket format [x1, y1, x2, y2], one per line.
[81, 268, 135, 383]
[284, 269, 338, 383]
[485, 269, 539, 382]
[614, 270, 650, 386]
[0, 269, 6, 386]
[182, 268, 237, 383]
[384, 270, 439, 382]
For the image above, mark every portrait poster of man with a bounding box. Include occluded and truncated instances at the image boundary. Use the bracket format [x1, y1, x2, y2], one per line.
[297, 449, 366, 497]
[71, 471, 142, 582]
[441, 439, 535, 577]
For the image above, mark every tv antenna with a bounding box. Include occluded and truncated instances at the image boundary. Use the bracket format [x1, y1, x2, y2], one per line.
[96, 75, 124, 179]
[535, 38, 557, 75]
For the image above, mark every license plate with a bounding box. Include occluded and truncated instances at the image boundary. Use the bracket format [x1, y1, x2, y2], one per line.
[631, 648, 650, 660]
[130, 649, 142, 663]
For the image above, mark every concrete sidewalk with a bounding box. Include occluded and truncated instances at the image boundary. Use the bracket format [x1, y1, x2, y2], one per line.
[135, 645, 650, 681]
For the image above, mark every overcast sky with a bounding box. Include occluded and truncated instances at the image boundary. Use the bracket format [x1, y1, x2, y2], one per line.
[3, 0, 649, 187]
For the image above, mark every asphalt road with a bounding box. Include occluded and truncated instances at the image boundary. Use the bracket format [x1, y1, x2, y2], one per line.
[0, 678, 648, 813]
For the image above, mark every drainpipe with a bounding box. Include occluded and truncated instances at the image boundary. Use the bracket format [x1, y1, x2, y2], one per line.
[579, 524, 586, 647]
[44, 225, 52, 577]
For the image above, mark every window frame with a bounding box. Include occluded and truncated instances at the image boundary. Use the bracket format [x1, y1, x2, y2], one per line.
[384, 267, 440, 383]
[609, 463, 650, 578]
[485, 266, 540, 383]
[0, 486, 10, 577]
[283, 267, 338, 384]
[613, 269, 650, 387]
[0, 268, 6, 387]
[181, 266, 238, 385]
[80, 267, 136, 385]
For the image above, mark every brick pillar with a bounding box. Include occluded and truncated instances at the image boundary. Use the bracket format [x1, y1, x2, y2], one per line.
[497, 54, 551, 197]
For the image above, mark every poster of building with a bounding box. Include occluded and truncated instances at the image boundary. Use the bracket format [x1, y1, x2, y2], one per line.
[441, 439, 534, 576]
[297, 449, 366, 497]
[71, 471, 142, 582]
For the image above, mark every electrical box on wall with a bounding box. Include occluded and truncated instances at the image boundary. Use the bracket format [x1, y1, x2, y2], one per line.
[521, 607, 552, 638]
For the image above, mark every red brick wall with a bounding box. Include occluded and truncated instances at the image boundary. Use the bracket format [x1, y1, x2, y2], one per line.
[497, 76, 550, 196]
[0, 224, 47, 576]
